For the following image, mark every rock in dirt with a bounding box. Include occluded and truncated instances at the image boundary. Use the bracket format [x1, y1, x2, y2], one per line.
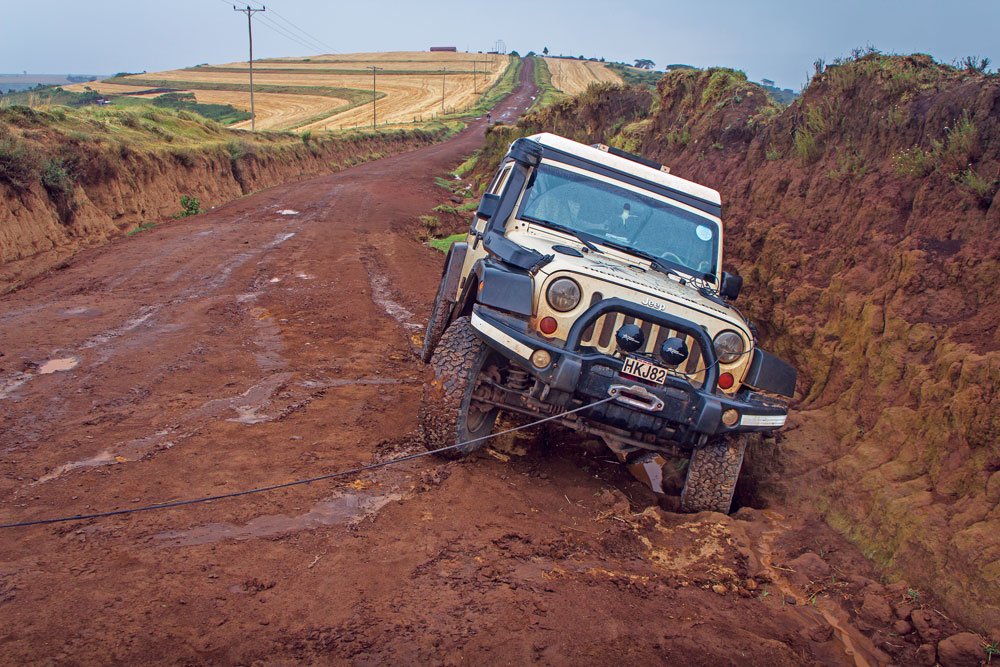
[893, 619, 914, 635]
[711, 584, 727, 595]
[892, 599, 916, 620]
[937, 632, 986, 667]
[911, 609, 943, 643]
[786, 551, 830, 587]
[860, 592, 894, 626]
[915, 643, 938, 666]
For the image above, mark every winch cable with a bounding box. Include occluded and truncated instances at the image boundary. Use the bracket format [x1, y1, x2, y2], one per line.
[0, 396, 616, 530]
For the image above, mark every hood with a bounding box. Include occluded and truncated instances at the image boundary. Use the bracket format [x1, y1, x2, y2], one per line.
[508, 226, 749, 332]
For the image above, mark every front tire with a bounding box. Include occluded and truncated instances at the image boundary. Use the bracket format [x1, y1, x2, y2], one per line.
[420, 317, 499, 458]
[679, 435, 748, 513]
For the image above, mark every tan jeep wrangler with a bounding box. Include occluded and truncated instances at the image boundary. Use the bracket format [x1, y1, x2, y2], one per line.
[419, 133, 796, 513]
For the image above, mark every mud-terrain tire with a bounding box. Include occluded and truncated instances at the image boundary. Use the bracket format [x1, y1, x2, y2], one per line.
[420, 276, 452, 363]
[679, 435, 748, 514]
[420, 316, 499, 458]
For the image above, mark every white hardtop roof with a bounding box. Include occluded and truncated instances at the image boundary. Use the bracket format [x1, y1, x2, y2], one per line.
[528, 132, 722, 207]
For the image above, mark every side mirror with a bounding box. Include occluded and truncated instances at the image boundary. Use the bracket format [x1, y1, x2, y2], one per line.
[720, 272, 743, 301]
[476, 193, 500, 221]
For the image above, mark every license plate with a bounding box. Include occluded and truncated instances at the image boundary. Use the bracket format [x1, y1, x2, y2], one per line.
[620, 355, 668, 385]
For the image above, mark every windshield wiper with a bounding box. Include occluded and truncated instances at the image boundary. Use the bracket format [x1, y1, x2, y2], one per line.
[595, 239, 682, 278]
[524, 217, 603, 254]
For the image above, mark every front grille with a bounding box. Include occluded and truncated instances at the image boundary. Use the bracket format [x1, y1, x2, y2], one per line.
[578, 297, 705, 384]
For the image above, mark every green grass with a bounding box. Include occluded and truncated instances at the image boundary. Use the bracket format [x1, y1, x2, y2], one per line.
[453, 152, 478, 177]
[606, 62, 663, 88]
[428, 233, 465, 252]
[529, 57, 567, 111]
[104, 76, 373, 104]
[186, 66, 480, 76]
[126, 222, 157, 236]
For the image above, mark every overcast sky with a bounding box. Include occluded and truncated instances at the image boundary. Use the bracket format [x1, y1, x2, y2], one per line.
[2, 0, 998, 88]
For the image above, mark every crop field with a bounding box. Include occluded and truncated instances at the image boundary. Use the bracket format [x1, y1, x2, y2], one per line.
[66, 52, 511, 132]
[543, 57, 622, 94]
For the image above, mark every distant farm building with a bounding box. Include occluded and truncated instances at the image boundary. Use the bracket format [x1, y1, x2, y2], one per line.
[430, 46, 457, 52]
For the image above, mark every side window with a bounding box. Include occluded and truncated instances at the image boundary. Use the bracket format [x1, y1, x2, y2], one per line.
[489, 163, 513, 195]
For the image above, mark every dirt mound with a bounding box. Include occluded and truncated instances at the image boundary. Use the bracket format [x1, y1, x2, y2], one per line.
[479, 55, 999, 631]
[0, 105, 448, 291]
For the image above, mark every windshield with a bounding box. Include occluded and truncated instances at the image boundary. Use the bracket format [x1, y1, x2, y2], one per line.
[517, 162, 720, 277]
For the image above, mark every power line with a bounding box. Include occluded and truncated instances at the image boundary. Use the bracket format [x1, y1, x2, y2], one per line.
[218, 0, 326, 57]
[266, 6, 339, 54]
[0, 397, 616, 530]
[255, 14, 327, 54]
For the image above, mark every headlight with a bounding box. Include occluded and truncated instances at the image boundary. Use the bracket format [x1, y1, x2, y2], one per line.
[546, 278, 581, 312]
[713, 331, 745, 364]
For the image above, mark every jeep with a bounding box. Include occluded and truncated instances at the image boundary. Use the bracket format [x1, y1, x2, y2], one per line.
[419, 133, 796, 513]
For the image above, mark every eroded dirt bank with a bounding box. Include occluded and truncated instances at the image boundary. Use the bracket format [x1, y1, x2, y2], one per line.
[0, 61, 981, 665]
[0, 105, 451, 291]
[478, 54, 999, 632]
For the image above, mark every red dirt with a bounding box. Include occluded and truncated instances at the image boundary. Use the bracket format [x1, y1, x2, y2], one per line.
[0, 61, 974, 665]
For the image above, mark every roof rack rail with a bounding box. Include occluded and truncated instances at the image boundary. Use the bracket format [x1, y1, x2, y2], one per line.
[591, 143, 671, 174]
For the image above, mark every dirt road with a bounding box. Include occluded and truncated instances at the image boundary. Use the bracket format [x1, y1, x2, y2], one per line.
[0, 62, 941, 666]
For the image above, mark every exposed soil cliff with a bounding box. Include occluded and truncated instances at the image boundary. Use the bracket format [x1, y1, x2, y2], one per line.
[479, 55, 1000, 631]
[0, 105, 449, 290]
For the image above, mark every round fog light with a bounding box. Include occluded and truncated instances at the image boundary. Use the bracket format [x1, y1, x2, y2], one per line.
[722, 409, 739, 427]
[530, 349, 552, 369]
[539, 316, 558, 335]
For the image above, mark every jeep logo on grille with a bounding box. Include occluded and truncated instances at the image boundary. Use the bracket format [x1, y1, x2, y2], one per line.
[640, 298, 667, 312]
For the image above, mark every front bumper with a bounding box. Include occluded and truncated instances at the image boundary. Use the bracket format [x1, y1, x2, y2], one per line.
[470, 303, 787, 441]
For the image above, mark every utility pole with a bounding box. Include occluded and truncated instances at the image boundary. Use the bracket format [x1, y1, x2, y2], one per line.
[234, 4, 265, 131]
[366, 66, 383, 128]
[473, 61, 477, 94]
[440, 67, 447, 114]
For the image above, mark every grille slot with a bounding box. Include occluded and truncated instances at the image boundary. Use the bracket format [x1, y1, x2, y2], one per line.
[578, 312, 705, 384]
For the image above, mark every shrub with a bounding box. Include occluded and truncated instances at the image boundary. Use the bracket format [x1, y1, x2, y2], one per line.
[176, 195, 202, 217]
[951, 167, 995, 204]
[301, 130, 312, 145]
[934, 110, 977, 173]
[40, 158, 74, 197]
[0, 137, 40, 190]
[892, 146, 933, 177]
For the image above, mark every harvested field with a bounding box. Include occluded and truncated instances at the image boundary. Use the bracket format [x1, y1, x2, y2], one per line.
[71, 52, 511, 131]
[543, 57, 622, 94]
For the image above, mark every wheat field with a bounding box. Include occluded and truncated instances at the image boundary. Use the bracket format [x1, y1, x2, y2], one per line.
[67, 51, 510, 132]
[543, 58, 622, 95]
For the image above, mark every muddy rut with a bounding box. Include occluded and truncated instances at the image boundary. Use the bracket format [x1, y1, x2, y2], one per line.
[0, 63, 958, 666]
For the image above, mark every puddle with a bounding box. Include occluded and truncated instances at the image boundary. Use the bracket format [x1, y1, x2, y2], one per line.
[366, 270, 421, 332]
[277, 209, 299, 216]
[266, 232, 296, 248]
[295, 272, 315, 280]
[154, 490, 402, 546]
[0, 356, 81, 400]
[59, 306, 100, 317]
[79, 306, 160, 351]
[34, 451, 118, 484]
[269, 277, 282, 284]
[0, 374, 31, 401]
[38, 357, 80, 374]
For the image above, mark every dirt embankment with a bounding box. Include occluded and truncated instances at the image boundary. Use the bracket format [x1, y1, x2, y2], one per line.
[0, 105, 449, 290]
[479, 56, 1000, 632]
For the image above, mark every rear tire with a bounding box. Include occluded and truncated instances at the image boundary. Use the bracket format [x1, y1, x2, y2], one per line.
[420, 317, 499, 459]
[679, 435, 748, 514]
[420, 276, 452, 363]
